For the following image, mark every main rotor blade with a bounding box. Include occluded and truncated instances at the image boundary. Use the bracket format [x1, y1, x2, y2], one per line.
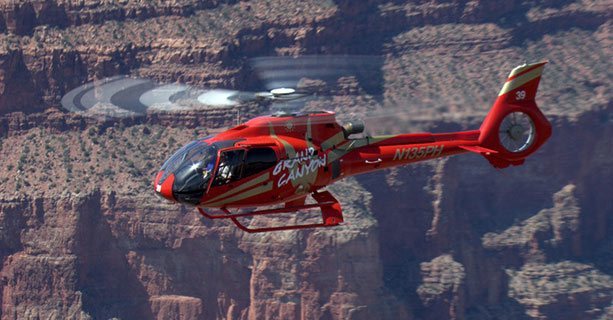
[250, 55, 384, 94]
[59, 54, 399, 124]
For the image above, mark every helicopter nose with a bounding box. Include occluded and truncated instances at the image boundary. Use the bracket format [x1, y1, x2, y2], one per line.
[154, 171, 175, 201]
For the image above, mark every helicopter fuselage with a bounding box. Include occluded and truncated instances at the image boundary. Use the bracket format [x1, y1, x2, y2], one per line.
[155, 111, 484, 209]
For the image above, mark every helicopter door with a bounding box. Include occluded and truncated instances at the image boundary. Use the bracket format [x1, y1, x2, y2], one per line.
[212, 148, 245, 187]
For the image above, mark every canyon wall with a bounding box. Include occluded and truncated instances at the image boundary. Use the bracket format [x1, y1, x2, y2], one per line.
[0, 104, 610, 319]
[0, 0, 609, 116]
[0, 0, 611, 319]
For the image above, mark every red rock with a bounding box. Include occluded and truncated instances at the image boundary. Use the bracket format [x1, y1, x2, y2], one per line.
[0, 2, 611, 320]
[149, 295, 203, 320]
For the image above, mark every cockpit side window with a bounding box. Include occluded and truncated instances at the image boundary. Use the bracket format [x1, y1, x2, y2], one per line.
[243, 147, 277, 178]
[213, 149, 245, 186]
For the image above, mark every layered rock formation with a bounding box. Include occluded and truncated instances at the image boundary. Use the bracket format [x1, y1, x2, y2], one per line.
[1, 105, 610, 319]
[0, 0, 608, 116]
[0, 0, 611, 319]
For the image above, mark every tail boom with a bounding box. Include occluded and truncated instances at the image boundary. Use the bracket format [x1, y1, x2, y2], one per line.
[335, 62, 552, 176]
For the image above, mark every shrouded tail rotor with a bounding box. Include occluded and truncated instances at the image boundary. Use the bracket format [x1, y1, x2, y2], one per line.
[477, 62, 552, 168]
[498, 111, 536, 153]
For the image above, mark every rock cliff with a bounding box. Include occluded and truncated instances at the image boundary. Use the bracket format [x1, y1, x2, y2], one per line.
[0, 0, 611, 319]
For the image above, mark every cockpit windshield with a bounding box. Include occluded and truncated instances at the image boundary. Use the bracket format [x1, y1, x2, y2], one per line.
[159, 140, 218, 204]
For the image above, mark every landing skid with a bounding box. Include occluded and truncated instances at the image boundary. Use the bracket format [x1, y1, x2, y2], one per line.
[196, 190, 343, 233]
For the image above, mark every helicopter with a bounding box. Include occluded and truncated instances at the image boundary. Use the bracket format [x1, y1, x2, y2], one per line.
[152, 61, 552, 233]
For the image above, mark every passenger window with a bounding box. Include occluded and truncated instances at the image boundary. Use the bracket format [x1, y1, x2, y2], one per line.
[243, 148, 277, 178]
[213, 149, 245, 186]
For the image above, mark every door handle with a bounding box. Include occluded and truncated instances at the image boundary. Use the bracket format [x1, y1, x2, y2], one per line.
[365, 158, 382, 164]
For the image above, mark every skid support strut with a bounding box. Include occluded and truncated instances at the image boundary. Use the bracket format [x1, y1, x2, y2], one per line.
[196, 190, 343, 233]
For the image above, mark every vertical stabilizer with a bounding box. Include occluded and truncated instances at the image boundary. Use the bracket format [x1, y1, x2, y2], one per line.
[478, 62, 552, 168]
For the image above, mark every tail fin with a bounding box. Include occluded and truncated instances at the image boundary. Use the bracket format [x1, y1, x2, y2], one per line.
[477, 62, 552, 168]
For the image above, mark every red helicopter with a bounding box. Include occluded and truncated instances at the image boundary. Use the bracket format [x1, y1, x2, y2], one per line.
[154, 62, 551, 233]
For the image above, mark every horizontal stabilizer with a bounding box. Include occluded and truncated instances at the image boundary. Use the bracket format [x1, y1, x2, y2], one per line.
[460, 145, 498, 155]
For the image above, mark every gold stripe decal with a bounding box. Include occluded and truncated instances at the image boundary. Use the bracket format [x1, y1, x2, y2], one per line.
[203, 172, 270, 204]
[321, 132, 345, 151]
[498, 64, 544, 96]
[325, 135, 399, 164]
[507, 64, 534, 78]
[269, 122, 295, 157]
[205, 183, 273, 207]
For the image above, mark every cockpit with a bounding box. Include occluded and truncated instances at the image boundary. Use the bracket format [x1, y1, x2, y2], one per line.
[156, 140, 218, 204]
[155, 139, 278, 205]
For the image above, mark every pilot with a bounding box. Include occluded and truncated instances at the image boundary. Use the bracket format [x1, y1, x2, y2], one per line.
[218, 162, 232, 181]
[215, 150, 244, 184]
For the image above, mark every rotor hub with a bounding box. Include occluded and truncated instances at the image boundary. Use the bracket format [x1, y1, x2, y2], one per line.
[498, 111, 536, 153]
[509, 124, 526, 141]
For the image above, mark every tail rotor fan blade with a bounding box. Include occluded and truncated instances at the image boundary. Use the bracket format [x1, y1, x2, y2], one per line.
[498, 112, 536, 153]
